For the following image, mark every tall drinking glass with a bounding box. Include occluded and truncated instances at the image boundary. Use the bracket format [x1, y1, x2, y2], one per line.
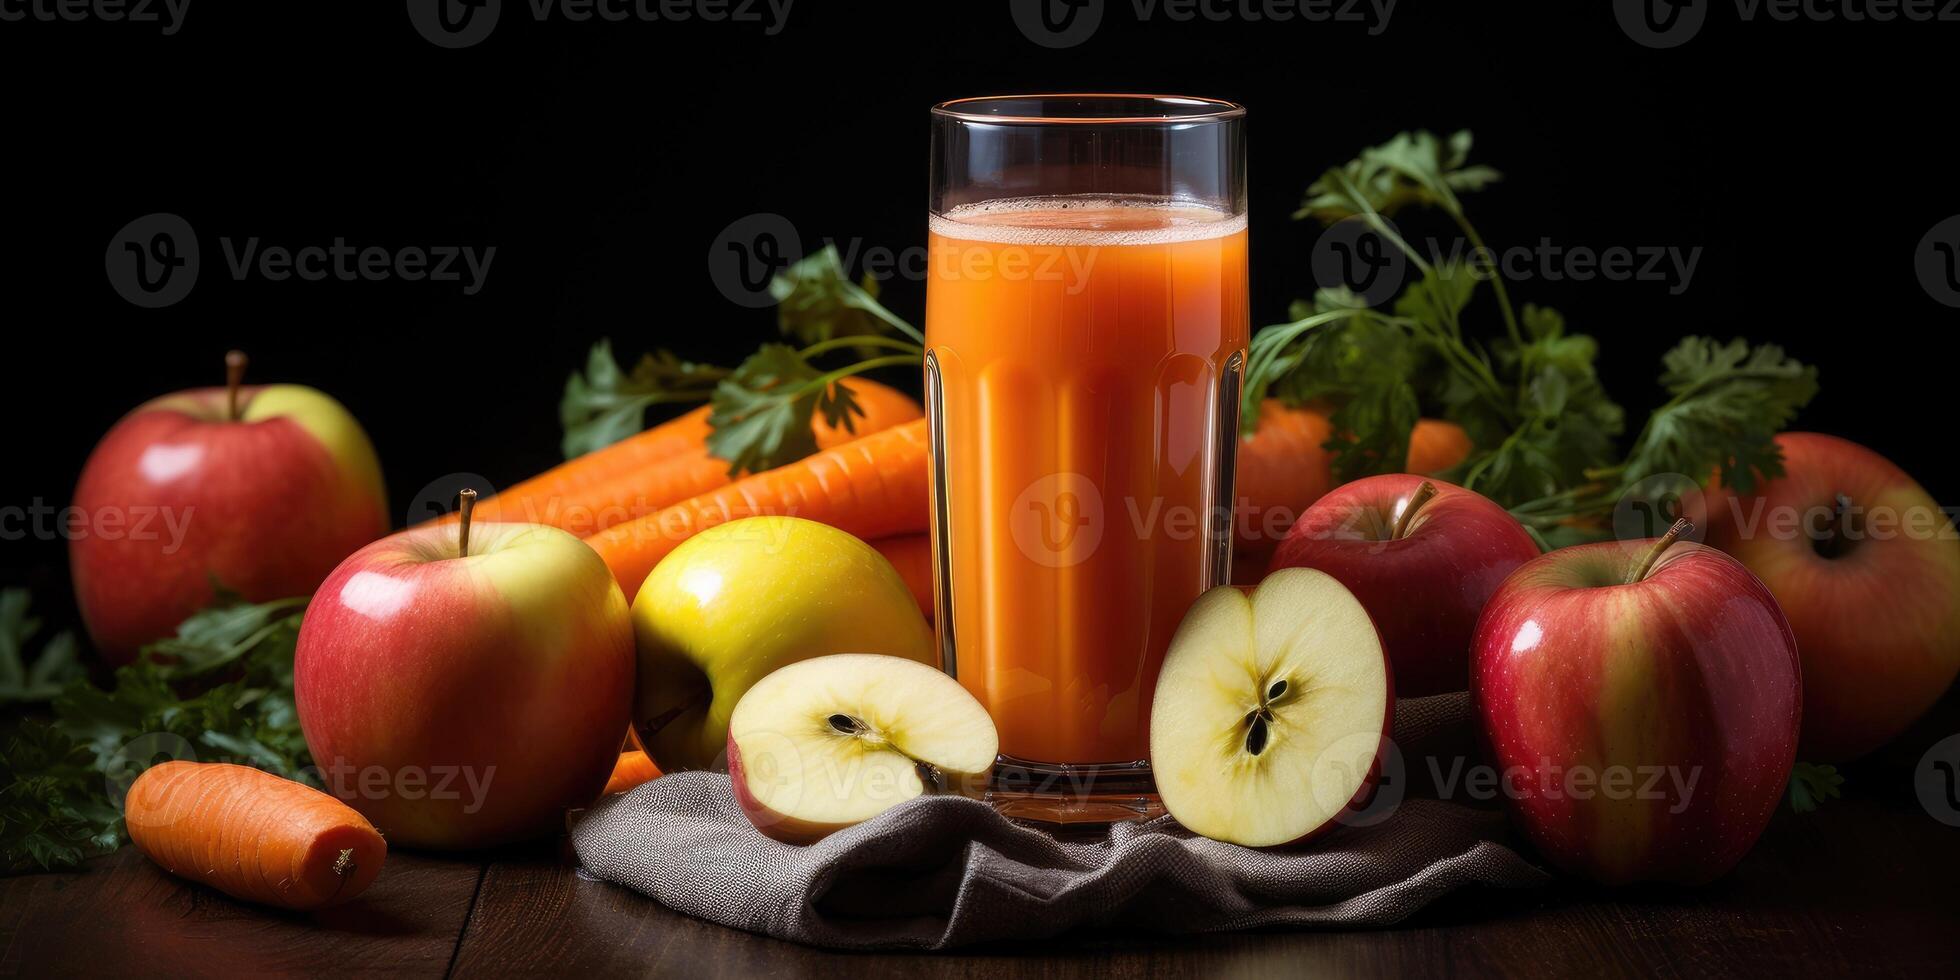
[925, 95, 1248, 819]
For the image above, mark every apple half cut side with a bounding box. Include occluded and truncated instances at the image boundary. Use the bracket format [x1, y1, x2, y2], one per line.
[727, 654, 999, 844]
[1150, 568, 1393, 848]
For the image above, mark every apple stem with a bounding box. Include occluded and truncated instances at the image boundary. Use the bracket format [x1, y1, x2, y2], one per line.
[1626, 518, 1694, 584]
[224, 350, 247, 421]
[1391, 481, 1439, 540]
[456, 488, 478, 558]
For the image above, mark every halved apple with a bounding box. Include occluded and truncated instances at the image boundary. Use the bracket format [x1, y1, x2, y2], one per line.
[727, 654, 998, 844]
[1150, 568, 1393, 847]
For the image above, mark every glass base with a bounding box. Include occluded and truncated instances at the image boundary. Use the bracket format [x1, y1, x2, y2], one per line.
[978, 755, 1165, 825]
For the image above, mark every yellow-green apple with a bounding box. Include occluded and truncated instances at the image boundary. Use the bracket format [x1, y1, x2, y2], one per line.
[1269, 475, 1539, 696]
[294, 496, 634, 849]
[631, 516, 935, 773]
[728, 654, 997, 844]
[71, 352, 387, 662]
[1701, 432, 1960, 760]
[1150, 568, 1392, 847]
[1471, 523, 1801, 885]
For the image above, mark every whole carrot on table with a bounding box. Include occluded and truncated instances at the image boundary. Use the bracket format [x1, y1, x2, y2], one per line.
[586, 418, 931, 597]
[124, 761, 386, 911]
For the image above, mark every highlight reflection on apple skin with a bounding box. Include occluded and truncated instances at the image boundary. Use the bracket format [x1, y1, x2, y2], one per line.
[295, 521, 634, 850]
[1471, 534, 1801, 885]
[71, 381, 389, 663]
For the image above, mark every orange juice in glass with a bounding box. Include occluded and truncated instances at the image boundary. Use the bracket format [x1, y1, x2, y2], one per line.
[925, 96, 1247, 818]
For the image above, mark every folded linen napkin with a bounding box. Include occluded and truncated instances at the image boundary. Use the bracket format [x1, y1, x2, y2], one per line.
[571, 693, 1547, 950]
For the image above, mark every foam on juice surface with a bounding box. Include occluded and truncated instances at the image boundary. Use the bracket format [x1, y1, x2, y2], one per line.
[929, 196, 1246, 246]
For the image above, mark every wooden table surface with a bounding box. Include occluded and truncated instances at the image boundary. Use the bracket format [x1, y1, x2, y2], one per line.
[3, 776, 1956, 979]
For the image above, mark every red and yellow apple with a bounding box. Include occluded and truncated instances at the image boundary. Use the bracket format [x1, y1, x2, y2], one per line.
[1269, 474, 1539, 696]
[1701, 432, 1960, 760]
[1150, 568, 1392, 847]
[727, 654, 998, 844]
[1471, 526, 1801, 884]
[71, 353, 387, 662]
[295, 506, 634, 849]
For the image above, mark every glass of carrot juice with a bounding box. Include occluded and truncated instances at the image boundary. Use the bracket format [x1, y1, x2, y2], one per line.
[925, 95, 1248, 819]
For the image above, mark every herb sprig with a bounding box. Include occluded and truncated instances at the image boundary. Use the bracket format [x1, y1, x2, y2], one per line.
[561, 245, 923, 474]
[1, 590, 310, 873]
[1255, 130, 1817, 538]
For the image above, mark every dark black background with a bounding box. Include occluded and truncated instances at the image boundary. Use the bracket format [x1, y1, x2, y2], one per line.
[3, 1, 1956, 612]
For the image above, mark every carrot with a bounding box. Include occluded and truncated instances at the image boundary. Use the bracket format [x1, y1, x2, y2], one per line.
[124, 761, 386, 911]
[869, 534, 934, 620]
[1234, 400, 1338, 558]
[1408, 417, 1473, 475]
[448, 379, 921, 535]
[1234, 401, 1474, 561]
[601, 750, 663, 796]
[587, 419, 931, 597]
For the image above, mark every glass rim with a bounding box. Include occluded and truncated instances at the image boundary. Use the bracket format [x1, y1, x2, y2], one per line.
[931, 93, 1245, 125]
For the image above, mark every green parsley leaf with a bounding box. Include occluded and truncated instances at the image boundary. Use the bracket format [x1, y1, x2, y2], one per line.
[559, 339, 725, 459]
[1623, 337, 1819, 494]
[0, 589, 82, 704]
[1786, 761, 1844, 813]
[0, 722, 116, 873]
[706, 344, 828, 477]
[771, 245, 922, 347]
[1297, 129, 1501, 223]
[1457, 304, 1626, 506]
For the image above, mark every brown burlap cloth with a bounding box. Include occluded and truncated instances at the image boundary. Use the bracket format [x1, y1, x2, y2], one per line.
[570, 693, 1547, 950]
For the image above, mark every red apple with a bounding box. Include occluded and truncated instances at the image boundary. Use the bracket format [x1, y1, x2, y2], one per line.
[70, 352, 388, 662]
[1702, 432, 1960, 760]
[1471, 524, 1802, 885]
[295, 497, 634, 849]
[1270, 474, 1540, 695]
